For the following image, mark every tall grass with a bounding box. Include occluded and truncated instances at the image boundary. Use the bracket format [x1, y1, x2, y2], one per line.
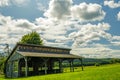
[0, 64, 120, 80]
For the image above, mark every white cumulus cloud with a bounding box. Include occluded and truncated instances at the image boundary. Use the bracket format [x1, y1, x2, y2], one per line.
[37, 3, 46, 12]
[111, 35, 120, 46]
[112, 36, 120, 40]
[104, 0, 120, 8]
[44, 0, 72, 20]
[11, 0, 30, 7]
[117, 11, 120, 21]
[71, 2, 106, 22]
[0, 0, 9, 7]
[0, 0, 30, 7]
[35, 17, 68, 42]
[0, 14, 36, 45]
[44, 1, 105, 22]
[111, 41, 120, 46]
[15, 19, 37, 29]
[71, 44, 113, 58]
[69, 23, 111, 47]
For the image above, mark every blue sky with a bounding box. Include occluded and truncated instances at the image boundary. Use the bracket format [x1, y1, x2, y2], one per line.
[0, 0, 120, 58]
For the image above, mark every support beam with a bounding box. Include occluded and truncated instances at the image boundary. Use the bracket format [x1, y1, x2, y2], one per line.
[18, 60, 21, 77]
[80, 58, 84, 71]
[10, 61, 13, 78]
[69, 60, 72, 72]
[42, 58, 49, 75]
[59, 59, 63, 73]
[33, 62, 39, 75]
[71, 60, 74, 72]
[45, 62, 47, 74]
[24, 57, 28, 77]
[47, 60, 53, 70]
[41, 66, 42, 70]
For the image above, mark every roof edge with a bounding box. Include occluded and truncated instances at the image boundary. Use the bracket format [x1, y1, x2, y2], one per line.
[5, 43, 19, 63]
[17, 43, 71, 50]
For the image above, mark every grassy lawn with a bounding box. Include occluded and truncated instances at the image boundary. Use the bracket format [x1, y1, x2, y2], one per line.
[0, 64, 120, 80]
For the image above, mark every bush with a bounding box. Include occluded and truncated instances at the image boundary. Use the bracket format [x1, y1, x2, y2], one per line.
[0, 57, 6, 74]
[95, 63, 100, 66]
[110, 58, 120, 64]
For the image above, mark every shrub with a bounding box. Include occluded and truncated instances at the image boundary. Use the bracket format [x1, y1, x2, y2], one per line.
[0, 57, 6, 74]
[95, 63, 100, 66]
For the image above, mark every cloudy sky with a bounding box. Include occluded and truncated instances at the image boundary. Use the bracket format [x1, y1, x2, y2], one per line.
[0, 0, 120, 58]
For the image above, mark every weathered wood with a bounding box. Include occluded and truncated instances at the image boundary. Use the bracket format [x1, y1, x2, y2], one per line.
[8, 52, 24, 61]
[71, 60, 74, 72]
[25, 57, 28, 77]
[45, 62, 47, 74]
[69, 60, 72, 72]
[10, 61, 13, 77]
[47, 60, 53, 70]
[80, 58, 84, 71]
[33, 62, 39, 75]
[18, 44, 70, 54]
[18, 59, 21, 77]
[42, 58, 49, 74]
[18, 60, 21, 77]
[9, 61, 14, 77]
[59, 59, 63, 73]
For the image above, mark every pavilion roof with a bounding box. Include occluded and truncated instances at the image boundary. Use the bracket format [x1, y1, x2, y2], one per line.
[19, 51, 82, 59]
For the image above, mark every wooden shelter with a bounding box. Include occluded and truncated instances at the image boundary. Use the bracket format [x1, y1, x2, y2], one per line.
[4, 43, 83, 78]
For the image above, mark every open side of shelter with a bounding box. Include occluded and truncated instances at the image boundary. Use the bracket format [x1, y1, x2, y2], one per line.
[4, 43, 83, 78]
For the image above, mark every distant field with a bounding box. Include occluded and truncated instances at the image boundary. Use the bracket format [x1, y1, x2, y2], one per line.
[0, 64, 120, 80]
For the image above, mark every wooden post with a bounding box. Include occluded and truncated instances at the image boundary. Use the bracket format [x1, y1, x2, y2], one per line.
[42, 58, 49, 75]
[25, 57, 28, 77]
[48, 60, 53, 70]
[45, 62, 47, 74]
[41, 66, 42, 70]
[69, 60, 72, 72]
[33, 62, 39, 75]
[10, 61, 13, 78]
[71, 60, 74, 72]
[59, 59, 63, 73]
[18, 60, 20, 77]
[80, 58, 84, 71]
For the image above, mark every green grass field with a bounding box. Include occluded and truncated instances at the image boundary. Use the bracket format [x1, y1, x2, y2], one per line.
[0, 64, 120, 80]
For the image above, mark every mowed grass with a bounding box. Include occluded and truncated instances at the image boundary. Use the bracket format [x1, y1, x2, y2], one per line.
[0, 64, 120, 80]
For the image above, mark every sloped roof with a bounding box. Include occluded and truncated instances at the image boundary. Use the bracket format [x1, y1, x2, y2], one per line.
[5, 43, 83, 64]
[5, 43, 71, 62]
[19, 52, 82, 59]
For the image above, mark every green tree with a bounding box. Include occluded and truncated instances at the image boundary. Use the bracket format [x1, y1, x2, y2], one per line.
[20, 31, 43, 45]
[0, 57, 6, 74]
